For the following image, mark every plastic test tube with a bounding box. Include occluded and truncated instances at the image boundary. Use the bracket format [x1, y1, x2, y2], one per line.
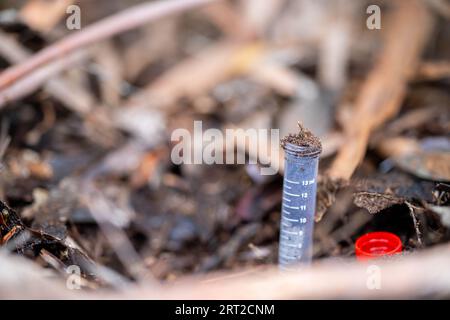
[279, 138, 321, 270]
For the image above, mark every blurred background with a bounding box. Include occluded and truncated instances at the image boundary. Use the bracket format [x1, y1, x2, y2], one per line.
[0, 0, 449, 297]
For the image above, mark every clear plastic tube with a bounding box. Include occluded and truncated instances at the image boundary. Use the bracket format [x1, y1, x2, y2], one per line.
[279, 142, 321, 270]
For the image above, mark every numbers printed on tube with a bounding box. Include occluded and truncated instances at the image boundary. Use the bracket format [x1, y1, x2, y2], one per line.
[302, 179, 315, 186]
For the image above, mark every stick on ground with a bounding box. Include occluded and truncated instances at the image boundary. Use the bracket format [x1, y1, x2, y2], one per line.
[327, 0, 433, 181]
[0, 0, 218, 95]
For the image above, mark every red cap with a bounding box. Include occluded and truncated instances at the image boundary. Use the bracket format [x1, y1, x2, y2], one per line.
[355, 232, 402, 261]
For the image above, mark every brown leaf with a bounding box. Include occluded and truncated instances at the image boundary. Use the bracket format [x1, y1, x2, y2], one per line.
[353, 192, 404, 214]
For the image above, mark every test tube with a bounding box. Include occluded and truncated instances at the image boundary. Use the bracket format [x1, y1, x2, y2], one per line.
[279, 129, 321, 270]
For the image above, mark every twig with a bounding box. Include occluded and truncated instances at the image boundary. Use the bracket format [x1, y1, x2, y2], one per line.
[425, 0, 450, 19]
[0, 0, 218, 92]
[20, 0, 76, 33]
[0, 30, 93, 114]
[126, 40, 263, 109]
[327, 0, 433, 180]
[0, 50, 88, 110]
[80, 181, 152, 283]
[416, 61, 450, 81]
[3, 242, 450, 299]
[0, 120, 10, 170]
[406, 201, 424, 247]
[149, 244, 450, 299]
[202, 1, 254, 39]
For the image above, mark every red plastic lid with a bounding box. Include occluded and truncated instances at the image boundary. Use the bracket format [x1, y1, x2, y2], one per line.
[355, 232, 402, 261]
